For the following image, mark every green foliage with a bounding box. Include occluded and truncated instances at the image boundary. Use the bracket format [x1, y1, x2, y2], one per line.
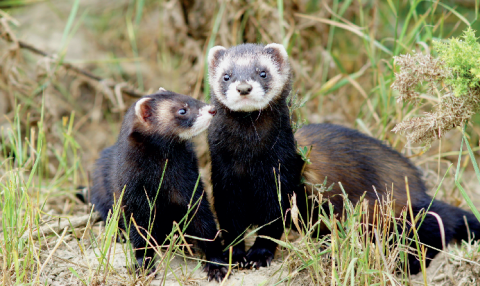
[434, 27, 480, 97]
[393, 27, 480, 145]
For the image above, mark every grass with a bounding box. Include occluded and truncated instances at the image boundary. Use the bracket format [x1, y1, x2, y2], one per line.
[275, 196, 410, 285]
[1, 0, 480, 285]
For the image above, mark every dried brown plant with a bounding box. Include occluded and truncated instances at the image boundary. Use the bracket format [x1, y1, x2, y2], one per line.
[391, 53, 480, 145]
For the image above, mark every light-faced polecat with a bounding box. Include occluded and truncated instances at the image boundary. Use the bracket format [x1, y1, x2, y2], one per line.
[90, 90, 227, 281]
[207, 44, 305, 269]
[207, 43, 480, 274]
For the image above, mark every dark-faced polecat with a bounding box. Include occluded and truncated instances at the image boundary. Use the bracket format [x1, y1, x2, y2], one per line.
[90, 90, 227, 281]
[207, 43, 480, 274]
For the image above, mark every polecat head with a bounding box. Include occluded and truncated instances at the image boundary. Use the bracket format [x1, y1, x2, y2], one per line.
[208, 43, 291, 112]
[130, 90, 216, 141]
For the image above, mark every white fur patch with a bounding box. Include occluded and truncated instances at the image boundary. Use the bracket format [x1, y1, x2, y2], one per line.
[178, 105, 215, 139]
[258, 53, 290, 107]
[220, 80, 269, 112]
[158, 87, 166, 91]
[156, 100, 174, 123]
[209, 48, 231, 101]
[135, 98, 152, 123]
[234, 56, 254, 67]
[210, 53, 232, 95]
[209, 44, 290, 112]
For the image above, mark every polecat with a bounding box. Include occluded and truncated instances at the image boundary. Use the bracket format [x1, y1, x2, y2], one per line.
[207, 43, 480, 274]
[90, 90, 227, 281]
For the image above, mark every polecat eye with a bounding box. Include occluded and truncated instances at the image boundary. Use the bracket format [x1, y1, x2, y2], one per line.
[223, 74, 230, 81]
[178, 108, 187, 115]
[259, 71, 267, 78]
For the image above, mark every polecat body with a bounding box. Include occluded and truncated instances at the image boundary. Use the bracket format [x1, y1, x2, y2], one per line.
[90, 90, 227, 281]
[207, 43, 480, 274]
[208, 44, 305, 269]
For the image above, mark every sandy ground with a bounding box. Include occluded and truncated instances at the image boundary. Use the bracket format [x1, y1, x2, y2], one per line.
[40, 223, 289, 286]
[38, 218, 478, 286]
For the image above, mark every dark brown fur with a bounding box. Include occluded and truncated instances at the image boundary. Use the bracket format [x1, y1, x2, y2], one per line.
[90, 91, 227, 281]
[207, 43, 480, 275]
[296, 124, 424, 218]
[296, 123, 480, 273]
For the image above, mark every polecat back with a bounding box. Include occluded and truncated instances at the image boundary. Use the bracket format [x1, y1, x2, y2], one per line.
[90, 90, 227, 281]
[207, 43, 480, 274]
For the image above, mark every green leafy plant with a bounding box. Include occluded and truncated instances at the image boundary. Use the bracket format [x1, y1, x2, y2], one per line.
[434, 27, 480, 97]
[392, 27, 480, 145]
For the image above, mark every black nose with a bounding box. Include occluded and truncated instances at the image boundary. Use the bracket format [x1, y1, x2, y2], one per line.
[208, 106, 217, 116]
[236, 83, 252, 95]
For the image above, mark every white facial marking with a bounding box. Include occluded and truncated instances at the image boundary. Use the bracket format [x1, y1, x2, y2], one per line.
[258, 54, 289, 107]
[178, 105, 215, 139]
[135, 98, 151, 123]
[158, 87, 166, 91]
[234, 57, 254, 67]
[221, 80, 268, 112]
[156, 100, 173, 123]
[210, 44, 290, 112]
[210, 53, 233, 97]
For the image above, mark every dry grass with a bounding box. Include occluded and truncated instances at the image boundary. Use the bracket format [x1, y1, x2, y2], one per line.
[391, 32, 480, 146]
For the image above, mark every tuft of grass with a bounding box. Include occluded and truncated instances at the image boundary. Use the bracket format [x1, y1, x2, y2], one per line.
[260, 185, 425, 285]
[0, 98, 84, 284]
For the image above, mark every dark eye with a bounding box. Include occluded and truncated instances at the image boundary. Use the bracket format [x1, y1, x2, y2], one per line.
[259, 71, 267, 78]
[223, 74, 230, 81]
[178, 108, 187, 115]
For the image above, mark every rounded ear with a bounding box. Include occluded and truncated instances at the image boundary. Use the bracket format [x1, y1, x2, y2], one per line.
[208, 46, 227, 74]
[264, 43, 289, 66]
[158, 87, 166, 92]
[135, 98, 153, 124]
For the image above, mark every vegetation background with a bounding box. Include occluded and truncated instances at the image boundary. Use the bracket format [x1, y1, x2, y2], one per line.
[1, 0, 480, 285]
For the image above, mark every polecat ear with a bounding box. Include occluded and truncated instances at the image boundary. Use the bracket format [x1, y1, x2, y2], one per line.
[135, 97, 153, 124]
[208, 46, 227, 74]
[264, 43, 289, 66]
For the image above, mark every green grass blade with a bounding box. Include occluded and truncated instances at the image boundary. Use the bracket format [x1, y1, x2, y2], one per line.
[203, 1, 226, 100]
[59, 0, 80, 53]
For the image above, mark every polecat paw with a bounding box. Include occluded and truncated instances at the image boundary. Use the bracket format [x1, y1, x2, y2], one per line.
[245, 247, 274, 269]
[204, 259, 229, 282]
[223, 247, 247, 268]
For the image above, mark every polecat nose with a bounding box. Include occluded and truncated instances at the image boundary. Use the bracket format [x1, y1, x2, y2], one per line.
[237, 83, 253, 95]
[208, 106, 217, 116]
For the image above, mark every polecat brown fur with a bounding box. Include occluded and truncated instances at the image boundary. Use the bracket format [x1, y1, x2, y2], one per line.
[90, 90, 227, 281]
[207, 43, 480, 274]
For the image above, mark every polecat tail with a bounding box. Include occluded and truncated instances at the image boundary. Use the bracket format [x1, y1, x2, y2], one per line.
[453, 207, 480, 242]
[417, 200, 480, 247]
[407, 199, 480, 274]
